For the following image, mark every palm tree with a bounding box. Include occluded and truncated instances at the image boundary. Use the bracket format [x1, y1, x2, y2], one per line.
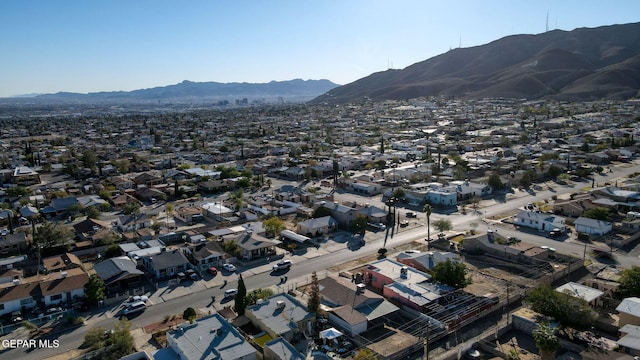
[533, 322, 559, 360]
[423, 203, 433, 247]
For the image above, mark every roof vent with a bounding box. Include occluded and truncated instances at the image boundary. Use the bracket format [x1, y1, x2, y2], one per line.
[60, 271, 67, 278]
[276, 300, 285, 309]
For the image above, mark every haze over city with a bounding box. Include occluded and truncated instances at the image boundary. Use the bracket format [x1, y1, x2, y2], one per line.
[1, 0, 639, 98]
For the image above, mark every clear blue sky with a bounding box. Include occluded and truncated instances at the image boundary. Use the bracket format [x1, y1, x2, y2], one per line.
[1, 0, 638, 97]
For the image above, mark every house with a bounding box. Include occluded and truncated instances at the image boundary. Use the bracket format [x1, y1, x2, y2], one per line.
[39, 267, 89, 306]
[617, 324, 640, 356]
[133, 172, 163, 187]
[77, 195, 108, 209]
[245, 292, 315, 340]
[555, 282, 604, 307]
[42, 253, 83, 273]
[110, 193, 142, 210]
[12, 166, 40, 186]
[445, 180, 492, 200]
[396, 251, 459, 272]
[356, 205, 388, 224]
[221, 231, 278, 261]
[165, 313, 256, 360]
[176, 206, 203, 225]
[115, 213, 151, 232]
[183, 242, 226, 271]
[263, 337, 304, 360]
[360, 258, 452, 312]
[323, 202, 358, 228]
[296, 216, 338, 237]
[0, 281, 40, 316]
[574, 216, 613, 237]
[616, 297, 640, 328]
[202, 202, 235, 221]
[93, 256, 144, 294]
[73, 218, 111, 241]
[511, 210, 567, 232]
[0, 268, 22, 285]
[40, 197, 79, 218]
[142, 248, 190, 280]
[0, 232, 28, 256]
[318, 275, 399, 336]
[135, 186, 166, 202]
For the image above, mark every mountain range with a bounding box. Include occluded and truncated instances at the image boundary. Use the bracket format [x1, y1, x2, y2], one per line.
[311, 22, 640, 104]
[34, 79, 339, 103]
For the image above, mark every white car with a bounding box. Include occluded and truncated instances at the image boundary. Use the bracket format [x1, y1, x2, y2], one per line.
[224, 289, 238, 299]
[222, 263, 236, 272]
[125, 295, 148, 306]
[272, 259, 292, 271]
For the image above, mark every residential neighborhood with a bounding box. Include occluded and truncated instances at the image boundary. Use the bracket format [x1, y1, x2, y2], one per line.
[0, 97, 640, 360]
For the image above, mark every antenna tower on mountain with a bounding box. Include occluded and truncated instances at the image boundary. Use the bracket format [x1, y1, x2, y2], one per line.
[546, 11, 549, 32]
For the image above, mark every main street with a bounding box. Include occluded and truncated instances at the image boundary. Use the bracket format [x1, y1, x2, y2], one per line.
[9, 161, 640, 360]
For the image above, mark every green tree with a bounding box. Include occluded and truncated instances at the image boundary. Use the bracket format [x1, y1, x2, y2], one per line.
[433, 219, 452, 233]
[423, 203, 433, 242]
[617, 266, 640, 298]
[82, 150, 98, 170]
[5, 186, 33, 198]
[33, 220, 73, 250]
[83, 326, 109, 350]
[392, 188, 405, 200]
[245, 288, 274, 306]
[109, 318, 136, 359]
[122, 202, 141, 215]
[85, 206, 100, 219]
[533, 322, 559, 360]
[547, 165, 564, 180]
[183, 307, 197, 323]
[262, 216, 285, 237]
[235, 274, 248, 316]
[105, 244, 121, 258]
[351, 216, 368, 236]
[84, 274, 105, 305]
[524, 284, 596, 330]
[312, 205, 332, 218]
[488, 173, 503, 190]
[431, 259, 472, 288]
[307, 271, 321, 314]
[582, 207, 612, 221]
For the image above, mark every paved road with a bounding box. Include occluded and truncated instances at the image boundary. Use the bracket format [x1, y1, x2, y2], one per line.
[7, 161, 640, 360]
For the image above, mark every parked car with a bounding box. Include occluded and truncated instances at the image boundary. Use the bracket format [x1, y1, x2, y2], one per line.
[10, 311, 22, 323]
[224, 289, 238, 299]
[123, 301, 146, 315]
[549, 229, 562, 238]
[273, 259, 292, 271]
[406, 212, 417, 218]
[222, 263, 236, 272]
[207, 267, 218, 276]
[400, 220, 409, 227]
[186, 269, 198, 280]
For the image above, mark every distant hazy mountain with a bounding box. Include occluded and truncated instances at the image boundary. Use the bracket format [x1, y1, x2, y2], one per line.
[311, 22, 640, 104]
[35, 79, 339, 103]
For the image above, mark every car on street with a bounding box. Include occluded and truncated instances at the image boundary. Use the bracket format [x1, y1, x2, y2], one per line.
[273, 259, 292, 272]
[406, 212, 417, 218]
[123, 301, 146, 315]
[400, 220, 409, 227]
[224, 289, 238, 299]
[222, 263, 236, 272]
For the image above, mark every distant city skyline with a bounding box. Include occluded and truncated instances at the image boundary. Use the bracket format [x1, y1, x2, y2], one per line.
[1, 0, 639, 98]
